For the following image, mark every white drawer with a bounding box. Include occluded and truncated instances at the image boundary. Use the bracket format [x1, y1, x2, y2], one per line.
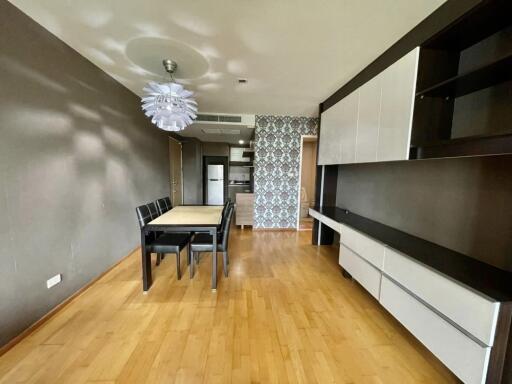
[339, 245, 381, 300]
[309, 209, 342, 233]
[340, 224, 385, 269]
[383, 248, 499, 346]
[380, 277, 491, 384]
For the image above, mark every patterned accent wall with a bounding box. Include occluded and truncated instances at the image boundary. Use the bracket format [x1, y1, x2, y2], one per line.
[254, 115, 318, 228]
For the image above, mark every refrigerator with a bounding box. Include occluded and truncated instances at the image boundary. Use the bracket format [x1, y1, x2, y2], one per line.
[207, 164, 224, 205]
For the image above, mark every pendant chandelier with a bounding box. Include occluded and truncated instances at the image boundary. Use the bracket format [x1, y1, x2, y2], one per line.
[141, 59, 198, 132]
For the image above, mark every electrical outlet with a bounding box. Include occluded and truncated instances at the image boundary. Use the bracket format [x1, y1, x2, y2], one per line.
[46, 274, 62, 289]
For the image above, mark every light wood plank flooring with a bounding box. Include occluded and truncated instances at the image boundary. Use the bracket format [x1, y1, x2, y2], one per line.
[0, 228, 458, 383]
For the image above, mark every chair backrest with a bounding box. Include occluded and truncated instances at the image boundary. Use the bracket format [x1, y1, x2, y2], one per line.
[156, 198, 170, 215]
[221, 200, 229, 220]
[147, 202, 159, 220]
[164, 197, 172, 209]
[136, 204, 152, 229]
[220, 200, 232, 233]
[220, 205, 234, 250]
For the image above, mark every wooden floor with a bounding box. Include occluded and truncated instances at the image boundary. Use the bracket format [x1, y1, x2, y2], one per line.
[0, 228, 459, 383]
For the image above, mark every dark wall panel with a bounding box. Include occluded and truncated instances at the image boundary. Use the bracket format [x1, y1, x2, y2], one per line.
[182, 139, 203, 204]
[0, 2, 169, 346]
[336, 156, 512, 271]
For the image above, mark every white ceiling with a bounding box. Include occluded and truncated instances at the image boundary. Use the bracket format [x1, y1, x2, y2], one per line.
[9, 0, 445, 119]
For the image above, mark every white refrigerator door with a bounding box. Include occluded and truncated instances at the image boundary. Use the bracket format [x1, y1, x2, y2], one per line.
[207, 180, 224, 205]
[208, 164, 224, 180]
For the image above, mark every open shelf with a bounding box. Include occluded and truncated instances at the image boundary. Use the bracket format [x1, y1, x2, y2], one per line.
[416, 53, 512, 98]
[242, 150, 254, 158]
[229, 161, 252, 167]
[411, 133, 512, 159]
[410, 0, 512, 160]
[424, 0, 512, 51]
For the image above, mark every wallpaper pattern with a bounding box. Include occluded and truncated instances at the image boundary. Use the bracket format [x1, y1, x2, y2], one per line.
[254, 115, 318, 228]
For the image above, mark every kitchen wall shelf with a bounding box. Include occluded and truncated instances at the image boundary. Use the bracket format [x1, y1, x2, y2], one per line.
[229, 161, 252, 167]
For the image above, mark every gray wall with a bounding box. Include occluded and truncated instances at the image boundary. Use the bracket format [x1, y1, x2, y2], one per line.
[336, 156, 512, 271]
[182, 138, 203, 204]
[0, 2, 169, 346]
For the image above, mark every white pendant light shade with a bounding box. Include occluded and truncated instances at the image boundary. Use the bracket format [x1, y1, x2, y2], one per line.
[141, 60, 198, 132]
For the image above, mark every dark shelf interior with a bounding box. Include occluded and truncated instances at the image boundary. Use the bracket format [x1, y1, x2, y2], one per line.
[410, 133, 512, 160]
[424, 0, 512, 51]
[411, 0, 512, 160]
[416, 53, 512, 98]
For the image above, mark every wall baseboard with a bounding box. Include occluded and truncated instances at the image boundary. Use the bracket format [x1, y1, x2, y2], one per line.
[0, 246, 140, 357]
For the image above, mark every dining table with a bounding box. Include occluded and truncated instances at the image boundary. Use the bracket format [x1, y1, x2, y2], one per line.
[141, 205, 224, 291]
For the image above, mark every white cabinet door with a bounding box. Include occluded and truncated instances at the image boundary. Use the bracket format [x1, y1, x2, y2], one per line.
[339, 245, 381, 300]
[378, 47, 419, 162]
[380, 277, 491, 384]
[318, 103, 343, 165]
[383, 248, 500, 346]
[355, 75, 381, 163]
[339, 90, 359, 164]
[339, 224, 385, 270]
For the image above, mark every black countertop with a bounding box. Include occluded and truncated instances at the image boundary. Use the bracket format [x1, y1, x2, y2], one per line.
[313, 206, 512, 302]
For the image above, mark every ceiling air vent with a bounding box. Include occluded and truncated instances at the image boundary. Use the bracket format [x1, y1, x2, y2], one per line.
[194, 113, 255, 128]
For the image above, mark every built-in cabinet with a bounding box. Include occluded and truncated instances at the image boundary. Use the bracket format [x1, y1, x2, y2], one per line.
[355, 75, 380, 163]
[317, 104, 343, 165]
[319, 0, 512, 163]
[377, 48, 419, 162]
[311, 207, 502, 384]
[318, 48, 419, 165]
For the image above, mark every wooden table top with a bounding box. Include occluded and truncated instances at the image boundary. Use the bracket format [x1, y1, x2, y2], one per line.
[148, 205, 223, 226]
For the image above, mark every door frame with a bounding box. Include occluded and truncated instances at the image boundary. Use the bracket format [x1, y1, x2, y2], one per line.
[296, 135, 318, 230]
[169, 137, 184, 206]
[203, 156, 229, 205]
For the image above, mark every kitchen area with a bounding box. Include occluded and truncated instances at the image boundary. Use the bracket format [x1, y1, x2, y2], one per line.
[178, 136, 255, 229]
[228, 145, 254, 229]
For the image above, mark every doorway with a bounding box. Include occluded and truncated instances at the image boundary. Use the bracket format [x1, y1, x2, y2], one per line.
[296, 135, 317, 230]
[169, 137, 183, 206]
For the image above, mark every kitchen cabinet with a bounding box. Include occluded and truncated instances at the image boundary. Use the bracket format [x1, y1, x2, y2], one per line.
[236, 193, 254, 228]
[230, 147, 250, 162]
[228, 184, 251, 202]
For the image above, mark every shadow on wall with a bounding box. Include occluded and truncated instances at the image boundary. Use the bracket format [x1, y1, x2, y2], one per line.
[253, 115, 318, 229]
[0, 2, 169, 347]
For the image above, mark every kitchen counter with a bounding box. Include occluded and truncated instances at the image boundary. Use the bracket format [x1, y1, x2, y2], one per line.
[228, 184, 252, 201]
[311, 206, 512, 302]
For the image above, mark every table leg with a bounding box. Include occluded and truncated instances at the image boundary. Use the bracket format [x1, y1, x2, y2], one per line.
[141, 229, 152, 292]
[212, 227, 217, 290]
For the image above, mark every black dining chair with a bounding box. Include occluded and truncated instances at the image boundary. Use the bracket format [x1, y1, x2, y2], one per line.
[136, 204, 191, 279]
[145, 202, 165, 265]
[156, 197, 172, 215]
[189, 205, 234, 278]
